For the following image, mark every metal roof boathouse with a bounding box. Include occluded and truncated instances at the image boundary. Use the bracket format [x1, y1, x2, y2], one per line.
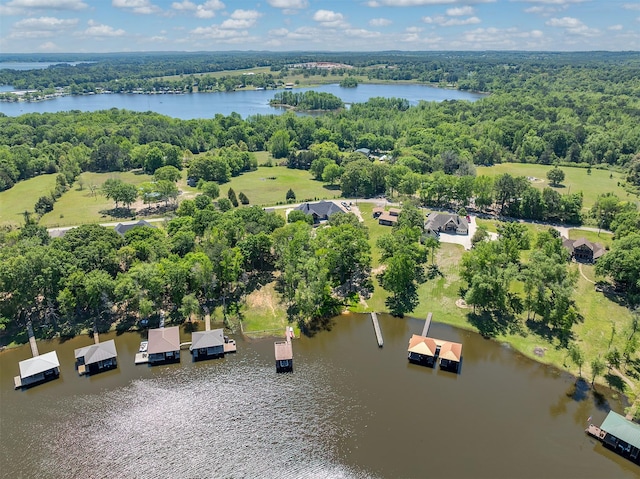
[148, 326, 181, 365]
[74, 339, 118, 376]
[586, 411, 640, 465]
[14, 351, 60, 389]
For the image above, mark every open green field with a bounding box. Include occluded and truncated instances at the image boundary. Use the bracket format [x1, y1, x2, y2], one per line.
[39, 171, 154, 227]
[0, 173, 57, 226]
[220, 165, 342, 207]
[477, 163, 638, 210]
[568, 228, 614, 249]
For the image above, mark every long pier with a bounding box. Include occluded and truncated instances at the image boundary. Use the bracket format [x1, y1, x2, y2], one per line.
[421, 312, 432, 337]
[27, 321, 39, 357]
[371, 312, 383, 347]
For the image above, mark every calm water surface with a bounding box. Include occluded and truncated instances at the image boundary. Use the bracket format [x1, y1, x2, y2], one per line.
[0, 84, 485, 119]
[0, 314, 636, 478]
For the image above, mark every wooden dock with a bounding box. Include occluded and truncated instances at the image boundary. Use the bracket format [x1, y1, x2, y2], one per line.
[371, 312, 383, 347]
[421, 312, 432, 337]
[13, 376, 22, 389]
[223, 340, 237, 353]
[586, 424, 605, 440]
[134, 352, 149, 364]
[27, 321, 39, 357]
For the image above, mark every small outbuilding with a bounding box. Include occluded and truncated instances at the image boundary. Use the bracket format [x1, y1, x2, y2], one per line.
[148, 326, 181, 365]
[190, 329, 225, 361]
[274, 341, 293, 372]
[378, 211, 399, 226]
[74, 339, 118, 375]
[407, 335, 438, 366]
[425, 213, 468, 235]
[562, 237, 605, 263]
[15, 351, 60, 389]
[438, 341, 463, 372]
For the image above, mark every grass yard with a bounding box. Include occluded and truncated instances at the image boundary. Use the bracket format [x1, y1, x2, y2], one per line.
[39, 171, 154, 227]
[0, 173, 57, 226]
[568, 228, 614, 249]
[240, 281, 301, 337]
[221, 165, 342, 207]
[477, 163, 637, 210]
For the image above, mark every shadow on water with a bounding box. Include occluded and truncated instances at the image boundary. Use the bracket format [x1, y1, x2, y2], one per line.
[604, 373, 626, 393]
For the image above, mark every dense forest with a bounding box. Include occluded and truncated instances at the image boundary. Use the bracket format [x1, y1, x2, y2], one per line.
[1, 51, 640, 342]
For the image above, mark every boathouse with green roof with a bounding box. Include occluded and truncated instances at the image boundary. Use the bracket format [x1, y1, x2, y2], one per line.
[599, 411, 640, 464]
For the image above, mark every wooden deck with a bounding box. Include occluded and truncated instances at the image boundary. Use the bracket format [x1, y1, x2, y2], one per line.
[134, 352, 149, 364]
[421, 312, 432, 337]
[224, 340, 237, 353]
[586, 424, 606, 440]
[371, 312, 383, 347]
[27, 321, 39, 357]
[78, 364, 87, 376]
[13, 376, 22, 389]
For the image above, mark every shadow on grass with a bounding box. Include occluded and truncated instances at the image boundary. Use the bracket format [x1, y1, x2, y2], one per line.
[604, 373, 626, 393]
[466, 310, 518, 338]
[99, 207, 135, 219]
[322, 184, 341, 191]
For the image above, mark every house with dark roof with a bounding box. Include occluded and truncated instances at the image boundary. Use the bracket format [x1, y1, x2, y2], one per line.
[378, 208, 401, 226]
[425, 213, 468, 235]
[355, 147, 371, 157]
[74, 339, 118, 375]
[190, 329, 225, 361]
[148, 326, 181, 364]
[294, 200, 343, 224]
[562, 237, 605, 263]
[15, 351, 60, 389]
[114, 220, 155, 237]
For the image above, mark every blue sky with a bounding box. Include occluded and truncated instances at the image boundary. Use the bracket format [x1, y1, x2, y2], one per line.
[1, 0, 638, 53]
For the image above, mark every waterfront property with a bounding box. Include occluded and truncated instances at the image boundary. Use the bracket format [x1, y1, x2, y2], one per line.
[438, 341, 463, 372]
[74, 339, 117, 376]
[148, 326, 181, 365]
[587, 411, 640, 465]
[274, 340, 293, 372]
[407, 313, 463, 373]
[371, 312, 384, 347]
[190, 329, 225, 361]
[14, 351, 60, 389]
[562, 237, 605, 263]
[407, 334, 438, 366]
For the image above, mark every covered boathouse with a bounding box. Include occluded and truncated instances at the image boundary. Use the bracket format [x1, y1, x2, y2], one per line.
[190, 329, 225, 361]
[407, 334, 438, 366]
[148, 326, 181, 365]
[74, 339, 118, 375]
[14, 351, 60, 389]
[593, 411, 640, 464]
[274, 341, 293, 372]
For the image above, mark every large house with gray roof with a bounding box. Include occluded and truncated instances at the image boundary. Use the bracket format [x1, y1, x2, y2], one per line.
[425, 213, 469, 235]
[294, 200, 344, 224]
[562, 237, 605, 263]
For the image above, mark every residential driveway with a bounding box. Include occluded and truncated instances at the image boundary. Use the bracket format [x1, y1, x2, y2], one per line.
[436, 215, 497, 250]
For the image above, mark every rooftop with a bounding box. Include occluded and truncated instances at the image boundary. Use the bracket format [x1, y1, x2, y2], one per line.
[19, 351, 60, 379]
[74, 339, 117, 365]
[439, 341, 463, 362]
[148, 326, 181, 354]
[600, 410, 640, 449]
[407, 334, 438, 357]
[191, 329, 225, 350]
[274, 341, 293, 361]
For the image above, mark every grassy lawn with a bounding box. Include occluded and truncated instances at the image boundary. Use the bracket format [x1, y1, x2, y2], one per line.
[221, 165, 342, 207]
[477, 163, 637, 210]
[39, 171, 154, 227]
[0, 173, 57, 226]
[568, 229, 614, 249]
[240, 281, 301, 337]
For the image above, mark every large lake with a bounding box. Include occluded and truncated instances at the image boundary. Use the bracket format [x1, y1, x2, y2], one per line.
[0, 84, 485, 119]
[0, 314, 635, 478]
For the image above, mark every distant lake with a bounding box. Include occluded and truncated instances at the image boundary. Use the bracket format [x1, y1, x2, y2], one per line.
[0, 61, 93, 71]
[0, 83, 486, 120]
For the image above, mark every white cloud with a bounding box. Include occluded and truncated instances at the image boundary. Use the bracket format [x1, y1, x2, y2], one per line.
[220, 9, 261, 29]
[1, 0, 86, 14]
[193, 0, 225, 18]
[267, 0, 308, 8]
[622, 3, 640, 10]
[39, 41, 58, 50]
[112, 0, 161, 15]
[345, 28, 381, 38]
[171, 0, 196, 10]
[608, 24, 623, 31]
[423, 15, 481, 26]
[83, 19, 125, 37]
[313, 9, 348, 27]
[446, 6, 474, 16]
[546, 16, 600, 36]
[516, 0, 586, 4]
[10, 16, 78, 38]
[368, 0, 494, 6]
[369, 18, 392, 27]
[268, 28, 289, 36]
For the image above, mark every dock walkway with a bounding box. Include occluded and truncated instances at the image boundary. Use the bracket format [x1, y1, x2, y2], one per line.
[421, 312, 432, 337]
[371, 312, 383, 347]
[27, 321, 39, 357]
